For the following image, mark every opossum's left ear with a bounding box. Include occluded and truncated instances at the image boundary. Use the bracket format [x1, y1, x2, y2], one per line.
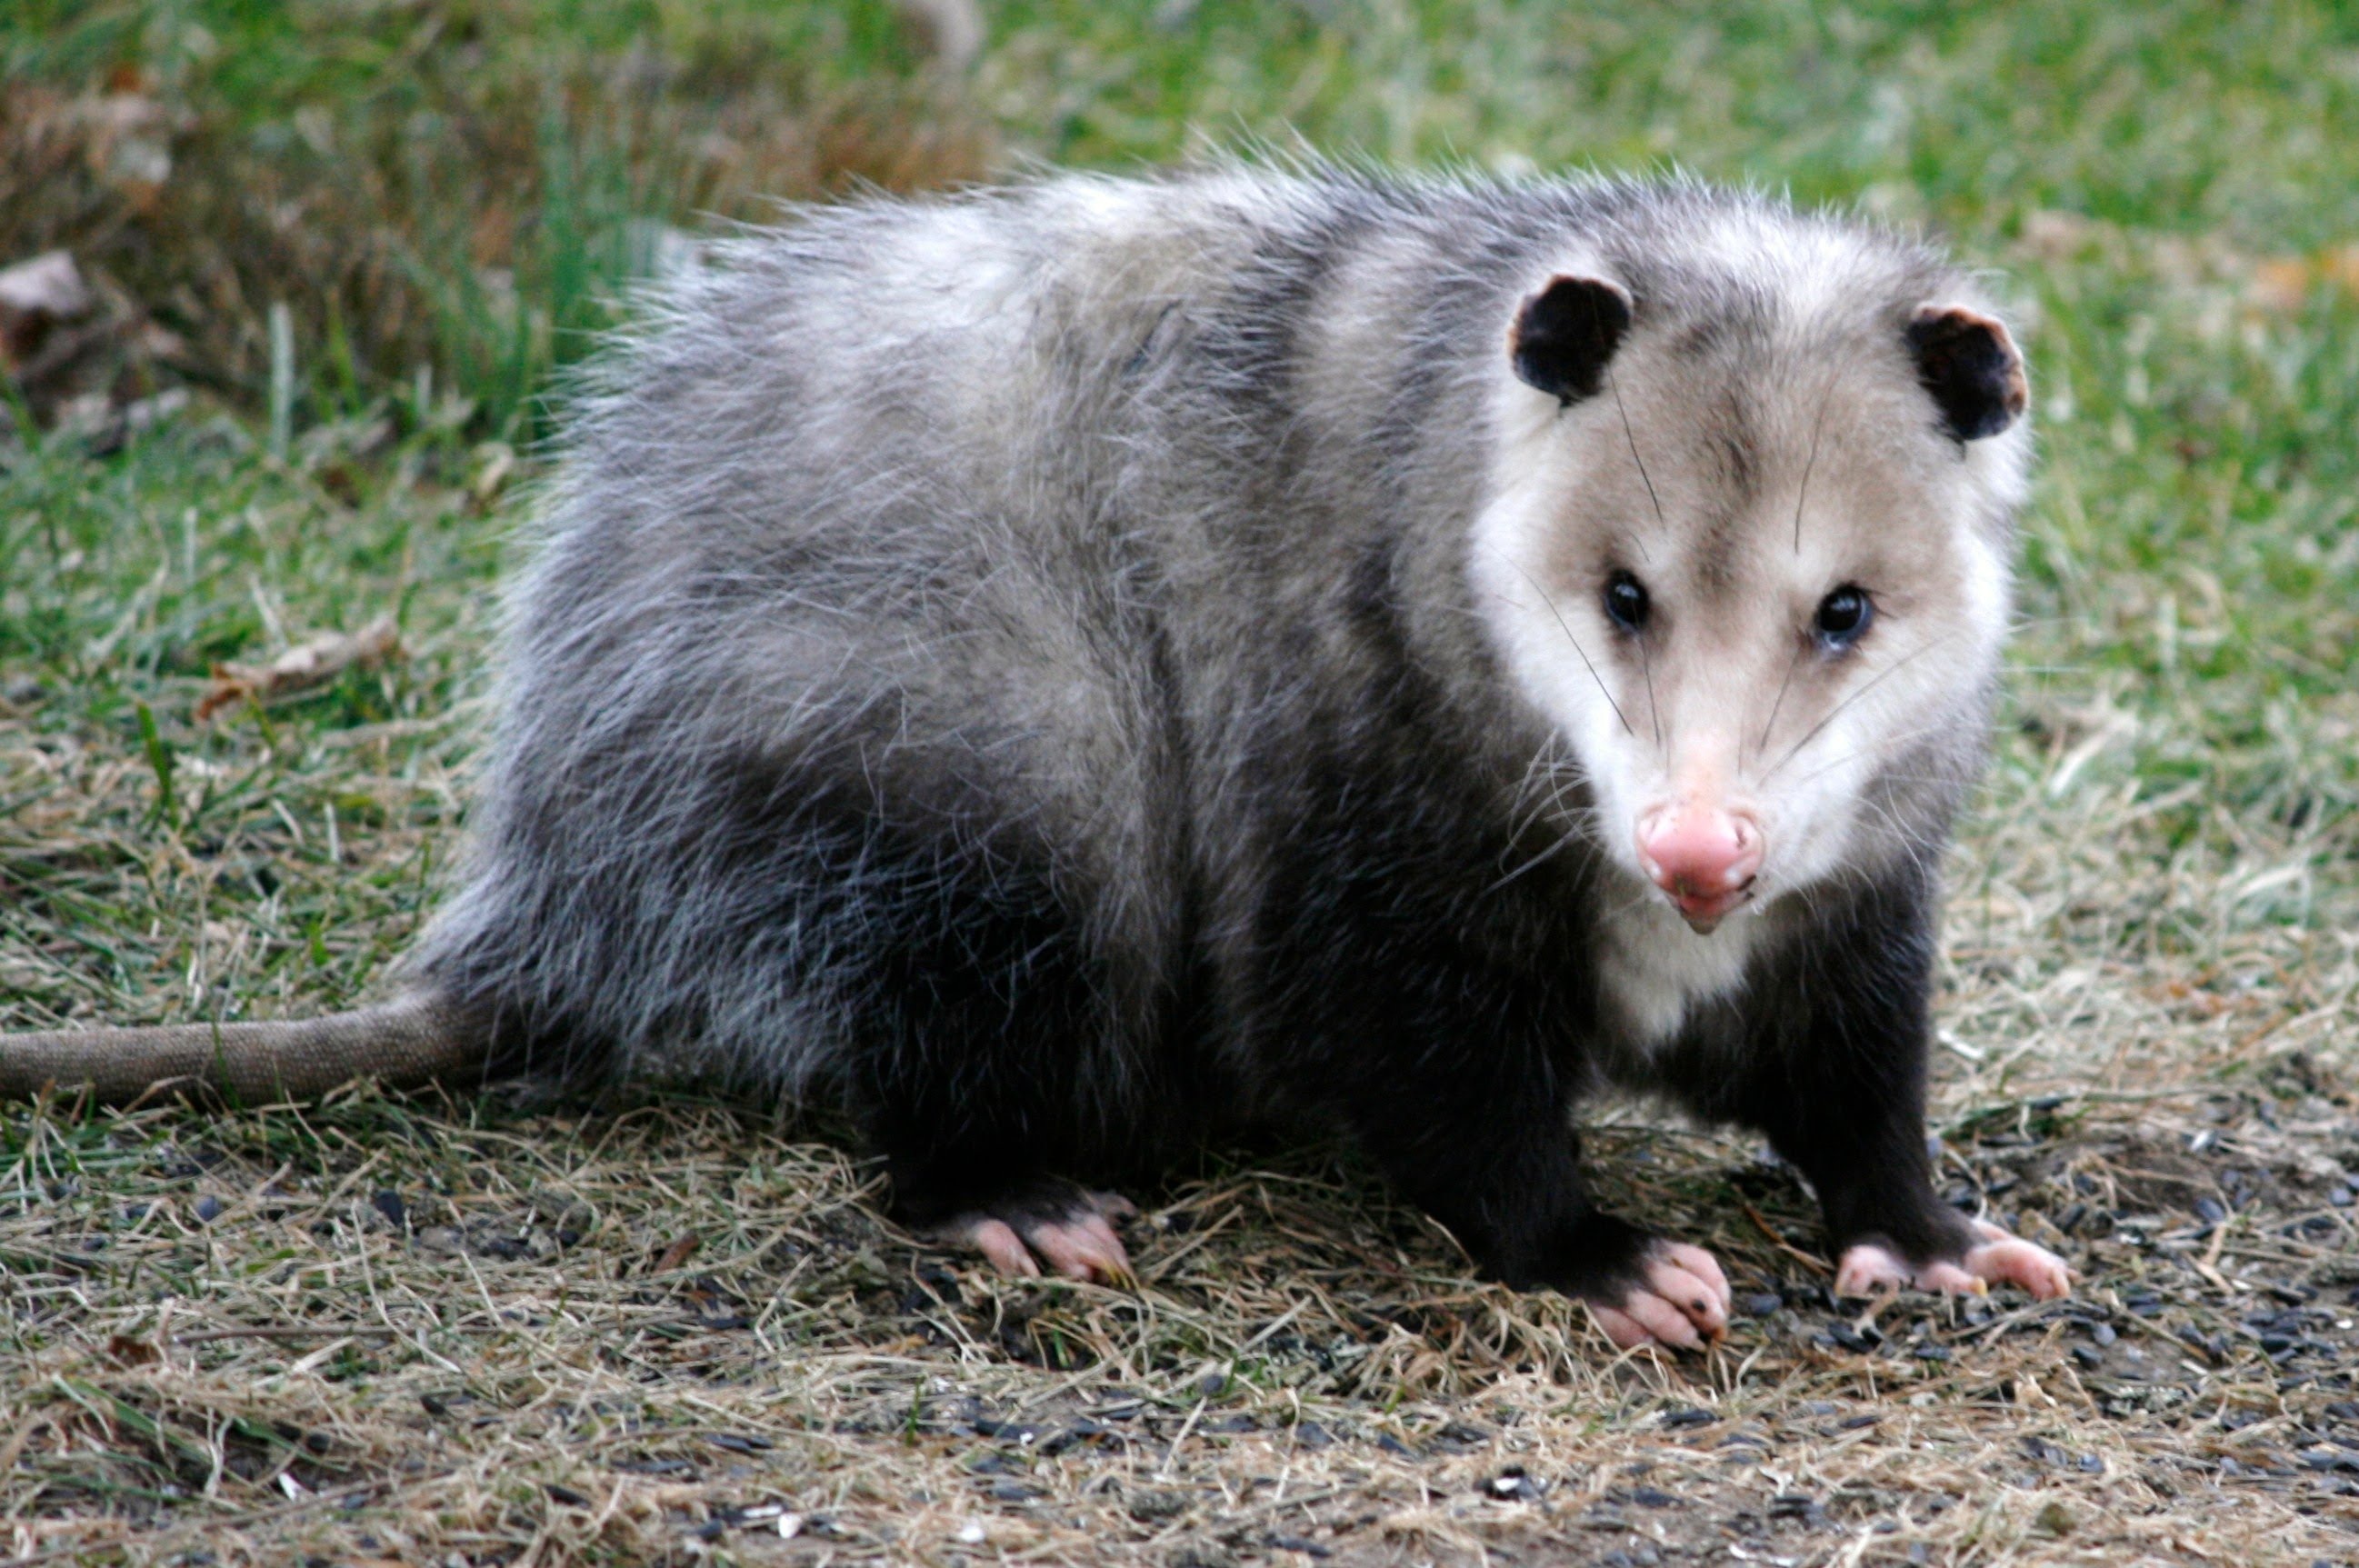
[1906, 304, 2027, 441]
[1510, 274, 1634, 405]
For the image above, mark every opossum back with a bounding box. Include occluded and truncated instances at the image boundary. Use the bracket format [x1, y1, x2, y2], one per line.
[408, 185, 1220, 1095]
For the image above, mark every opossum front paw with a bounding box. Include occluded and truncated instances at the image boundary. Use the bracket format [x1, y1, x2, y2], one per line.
[1834, 1219, 2071, 1301]
[1584, 1239, 1734, 1352]
[927, 1182, 1139, 1285]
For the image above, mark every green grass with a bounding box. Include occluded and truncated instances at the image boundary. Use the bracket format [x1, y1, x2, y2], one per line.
[5, 0, 2352, 999]
[4, 2, 2357, 1563]
[0, 420, 478, 1022]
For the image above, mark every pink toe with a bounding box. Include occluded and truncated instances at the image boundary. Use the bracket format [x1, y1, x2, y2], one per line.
[1624, 1290, 1704, 1350]
[1077, 1212, 1126, 1257]
[1023, 1219, 1132, 1283]
[1658, 1242, 1732, 1313]
[1966, 1236, 2072, 1300]
[1914, 1260, 1984, 1295]
[1025, 1224, 1101, 1281]
[1644, 1263, 1727, 1339]
[1086, 1227, 1136, 1282]
[1834, 1231, 2071, 1303]
[1591, 1305, 1651, 1350]
[1604, 1283, 1698, 1348]
[968, 1218, 1039, 1278]
[1834, 1243, 1908, 1298]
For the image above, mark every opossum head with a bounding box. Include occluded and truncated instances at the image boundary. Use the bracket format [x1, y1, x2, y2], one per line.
[1473, 229, 2030, 934]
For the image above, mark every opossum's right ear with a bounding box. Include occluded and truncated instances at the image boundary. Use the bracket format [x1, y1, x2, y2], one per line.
[1906, 304, 2028, 441]
[1510, 275, 1634, 405]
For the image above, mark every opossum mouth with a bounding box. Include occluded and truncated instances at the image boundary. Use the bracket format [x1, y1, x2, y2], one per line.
[1670, 882, 1756, 935]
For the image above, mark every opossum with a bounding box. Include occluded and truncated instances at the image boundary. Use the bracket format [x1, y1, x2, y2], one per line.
[2, 165, 2071, 1349]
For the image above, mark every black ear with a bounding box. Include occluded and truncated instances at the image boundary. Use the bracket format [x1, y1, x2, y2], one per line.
[1906, 304, 2027, 441]
[1509, 274, 1633, 405]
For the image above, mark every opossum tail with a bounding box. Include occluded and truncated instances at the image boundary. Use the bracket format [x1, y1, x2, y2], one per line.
[0, 993, 485, 1105]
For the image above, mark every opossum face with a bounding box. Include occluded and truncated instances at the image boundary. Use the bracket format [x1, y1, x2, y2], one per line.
[1474, 264, 2030, 934]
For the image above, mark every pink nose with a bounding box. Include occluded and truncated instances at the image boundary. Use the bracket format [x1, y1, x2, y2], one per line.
[1635, 805, 1764, 930]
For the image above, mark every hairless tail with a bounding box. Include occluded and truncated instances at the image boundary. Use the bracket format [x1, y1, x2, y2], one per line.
[0, 993, 485, 1105]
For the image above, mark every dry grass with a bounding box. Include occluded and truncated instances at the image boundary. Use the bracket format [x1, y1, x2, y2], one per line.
[3, 1077, 2354, 1565]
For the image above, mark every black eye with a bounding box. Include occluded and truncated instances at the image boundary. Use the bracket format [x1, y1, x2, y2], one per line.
[1814, 584, 1874, 648]
[1604, 571, 1650, 632]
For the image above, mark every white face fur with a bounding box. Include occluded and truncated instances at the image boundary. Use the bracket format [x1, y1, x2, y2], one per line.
[1471, 265, 2030, 939]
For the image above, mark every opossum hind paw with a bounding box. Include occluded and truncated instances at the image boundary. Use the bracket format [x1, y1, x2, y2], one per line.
[1586, 1239, 1734, 1352]
[925, 1181, 1138, 1286]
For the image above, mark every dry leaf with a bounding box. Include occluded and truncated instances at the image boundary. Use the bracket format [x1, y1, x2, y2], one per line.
[2249, 244, 2359, 311]
[104, 1333, 161, 1367]
[195, 615, 403, 721]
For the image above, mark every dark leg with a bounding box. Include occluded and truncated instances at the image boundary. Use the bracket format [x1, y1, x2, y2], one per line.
[813, 795, 1165, 1284]
[859, 923, 1143, 1288]
[1713, 882, 2068, 1301]
[1373, 1071, 1733, 1349]
[1265, 942, 1732, 1349]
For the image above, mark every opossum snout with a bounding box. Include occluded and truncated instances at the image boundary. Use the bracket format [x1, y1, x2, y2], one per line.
[1634, 804, 1763, 934]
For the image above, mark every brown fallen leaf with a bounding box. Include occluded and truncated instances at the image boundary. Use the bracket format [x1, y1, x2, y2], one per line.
[2249, 244, 2359, 312]
[195, 615, 403, 721]
[651, 1234, 702, 1273]
[105, 1333, 162, 1367]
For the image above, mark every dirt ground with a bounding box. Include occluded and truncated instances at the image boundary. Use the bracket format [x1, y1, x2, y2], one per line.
[5, 1059, 2356, 1565]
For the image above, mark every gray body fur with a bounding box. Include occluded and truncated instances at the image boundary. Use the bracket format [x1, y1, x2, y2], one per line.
[420, 166, 1997, 1098]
